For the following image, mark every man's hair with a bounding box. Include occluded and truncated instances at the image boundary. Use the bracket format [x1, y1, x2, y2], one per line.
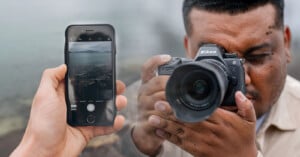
[182, 0, 284, 35]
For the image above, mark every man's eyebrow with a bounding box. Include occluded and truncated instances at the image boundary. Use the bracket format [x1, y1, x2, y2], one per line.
[244, 43, 271, 55]
[197, 42, 271, 55]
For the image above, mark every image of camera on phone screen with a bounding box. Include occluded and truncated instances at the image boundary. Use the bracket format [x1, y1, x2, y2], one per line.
[158, 44, 246, 123]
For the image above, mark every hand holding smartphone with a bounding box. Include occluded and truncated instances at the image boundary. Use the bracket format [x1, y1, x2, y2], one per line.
[65, 24, 116, 126]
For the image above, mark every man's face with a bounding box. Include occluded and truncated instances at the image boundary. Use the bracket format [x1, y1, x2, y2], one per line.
[184, 4, 291, 118]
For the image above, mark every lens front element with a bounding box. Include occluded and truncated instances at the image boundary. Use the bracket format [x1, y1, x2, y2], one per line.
[192, 80, 209, 97]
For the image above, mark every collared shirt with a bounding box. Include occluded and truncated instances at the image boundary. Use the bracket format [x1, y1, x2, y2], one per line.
[256, 112, 268, 132]
[117, 75, 300, 157]
[255, 75, 300, 157]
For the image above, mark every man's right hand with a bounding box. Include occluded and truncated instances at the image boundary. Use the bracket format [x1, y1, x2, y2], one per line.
[132, 55, 172, 156]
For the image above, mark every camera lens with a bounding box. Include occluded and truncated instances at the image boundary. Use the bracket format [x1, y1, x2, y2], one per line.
[165, 60, 229, 123]
[190, 80, 209, 100]
[178, 68, 218, 111]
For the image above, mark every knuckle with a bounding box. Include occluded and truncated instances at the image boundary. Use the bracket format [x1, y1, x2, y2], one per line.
[138, 97, 150, 110]
[152, 77, 165, 90]
[153, 92, 166, 102]
[42, 68, 52, 77]
[175, 128, 184, 136]
[160, 119, 168, 128]
[141, 62, 149, 72]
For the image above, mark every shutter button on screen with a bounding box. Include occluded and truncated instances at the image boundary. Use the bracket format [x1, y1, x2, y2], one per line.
[87, 103, 95, 112]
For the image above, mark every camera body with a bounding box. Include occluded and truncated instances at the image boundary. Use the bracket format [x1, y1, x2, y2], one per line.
[158, 44, 245, 123]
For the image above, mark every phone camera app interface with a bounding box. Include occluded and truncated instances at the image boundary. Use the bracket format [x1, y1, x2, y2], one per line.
[67, 32, 114, 123]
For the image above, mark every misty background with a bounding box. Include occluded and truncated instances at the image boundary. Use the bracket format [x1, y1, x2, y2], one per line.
[0, 0, 299, 155]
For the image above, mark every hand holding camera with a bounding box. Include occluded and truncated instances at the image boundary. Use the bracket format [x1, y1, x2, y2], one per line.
[132, 54, 173, 156]
[134, 44, 257, 157]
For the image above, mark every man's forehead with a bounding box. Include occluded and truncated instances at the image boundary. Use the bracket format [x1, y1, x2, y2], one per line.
[189, 3, 277, 33]
[186, 4, 280, 56]
[188, 4, 278, 44]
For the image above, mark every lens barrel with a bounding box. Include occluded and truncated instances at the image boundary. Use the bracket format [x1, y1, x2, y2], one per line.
[165, 60, 229, 122]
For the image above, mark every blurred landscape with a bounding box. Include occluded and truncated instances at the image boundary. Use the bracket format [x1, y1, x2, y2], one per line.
[0, 0, 299, 156]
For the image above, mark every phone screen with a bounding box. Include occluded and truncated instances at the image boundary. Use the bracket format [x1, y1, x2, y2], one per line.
[66, 27, 115, 126]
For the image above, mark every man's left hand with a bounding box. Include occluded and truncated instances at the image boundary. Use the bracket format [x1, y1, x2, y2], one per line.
[149, 91, 258, 157]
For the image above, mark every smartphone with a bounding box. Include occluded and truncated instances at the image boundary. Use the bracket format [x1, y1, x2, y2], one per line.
[65, 24, 116, 126]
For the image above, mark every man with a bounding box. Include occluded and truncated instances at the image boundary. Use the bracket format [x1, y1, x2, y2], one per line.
[123, 0, 300, 156]
[10, 65, 128, 157]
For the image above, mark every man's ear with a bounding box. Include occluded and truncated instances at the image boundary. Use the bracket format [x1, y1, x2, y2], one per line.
[284, 26, 292, 63]
[184, 35, 193, 59]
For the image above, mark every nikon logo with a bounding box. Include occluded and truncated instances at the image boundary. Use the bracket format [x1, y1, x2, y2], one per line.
[200, 50, 217, 54]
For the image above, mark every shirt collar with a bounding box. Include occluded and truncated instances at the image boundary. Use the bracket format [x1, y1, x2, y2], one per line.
[256, 112, 268, 132]
[264, 76, 297, 131]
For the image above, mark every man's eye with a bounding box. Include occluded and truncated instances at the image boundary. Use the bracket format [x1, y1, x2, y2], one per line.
[244, 54, 270, 65]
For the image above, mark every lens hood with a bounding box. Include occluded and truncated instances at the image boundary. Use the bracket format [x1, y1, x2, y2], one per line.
[165, 60, 228, 122]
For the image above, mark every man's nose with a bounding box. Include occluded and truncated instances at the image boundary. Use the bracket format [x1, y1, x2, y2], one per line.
[243, 63, 251, 86]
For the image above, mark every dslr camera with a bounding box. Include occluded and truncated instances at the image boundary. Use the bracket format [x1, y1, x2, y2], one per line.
[158, 44, 245, 123]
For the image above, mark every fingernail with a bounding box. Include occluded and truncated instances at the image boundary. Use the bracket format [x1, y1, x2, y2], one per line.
[155, 102, 166, 112]
[160, 55, 171, 62]
[148, 115, 160, 126]
[237, 91, 247, 102]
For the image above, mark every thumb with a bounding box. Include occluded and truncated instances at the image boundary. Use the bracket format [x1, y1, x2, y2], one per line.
[32, 64, 67, 108]
[141, 54, 171, 83]
[39, 64, 67, 90]
[235, 91, 256, 122]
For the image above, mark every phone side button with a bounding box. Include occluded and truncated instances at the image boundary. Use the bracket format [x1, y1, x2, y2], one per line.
[86, 115, 96, 124]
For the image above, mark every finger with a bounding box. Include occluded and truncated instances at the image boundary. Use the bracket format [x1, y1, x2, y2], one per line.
[235, 91, 256, 122]
[154, 101, 173, 115]
[141, 55, 171, 83]
[39, 64, 67, 90]
[139, 76, 169, 96]
[138, 91, 166, 111]
[156, 129, 212, 156]
[113, 115, 126, 131]
[148, 115, 186, 138]
[92, 115, 125, 136]
[116, 80, 126, 95]
[156, 129, 182, 145]
[116, 95, 127, 111]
